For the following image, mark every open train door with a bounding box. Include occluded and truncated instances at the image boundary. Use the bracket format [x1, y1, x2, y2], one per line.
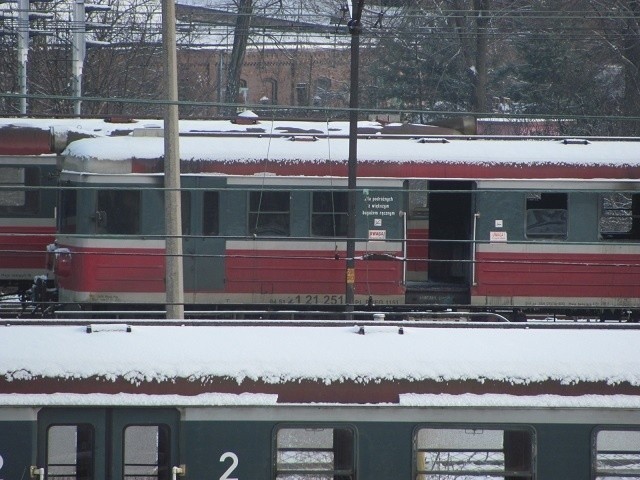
[406, 180, 474, 305]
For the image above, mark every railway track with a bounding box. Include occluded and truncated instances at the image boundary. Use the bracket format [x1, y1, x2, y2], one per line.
[2, 306, 640, 328]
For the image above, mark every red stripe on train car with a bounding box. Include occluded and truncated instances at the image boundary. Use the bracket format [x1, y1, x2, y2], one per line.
[474, 252, 640, 298]
[54, 246, 165, 293]
[225, 249, 404, 295]
[0, 227, 55, 269]
[406, 228, 428, 272]
[132, 159, 640, 180]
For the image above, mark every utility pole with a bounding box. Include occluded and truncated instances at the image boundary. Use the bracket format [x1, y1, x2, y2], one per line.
[71, 0, 110, 117]
[71, 0, 86, 117]
[17, 0, 28, 115]
[345, 0, 365, 314]
[162, 0, 184, 319]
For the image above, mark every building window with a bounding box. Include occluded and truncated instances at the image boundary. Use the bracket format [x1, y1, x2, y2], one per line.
[95, 190, 141, 235]
[414, 426, 534, 479]
[0, 166, 39, 214]
[203, 191, 219, 236]
[249, 191, 290, 236]
[238, 79, 248, 103]
[525, 192, 567, 238]
[313, 77, 331, 106]
[264, 78, 278, 105]
[47, 424, 94, 480]
[296, 83, 308, 106]
[312, 191, 348, 237]
[123, 425, 170, 480]
[274, 426, 355, 480]
[594, 429, 640, 478]
[600, 193, 640, 240]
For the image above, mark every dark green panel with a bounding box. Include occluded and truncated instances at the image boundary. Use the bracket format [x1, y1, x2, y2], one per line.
[568, 192, 598, 242]
[536, 424, 593, 480]
[192, 177, 226, 291]
[357, 422, 414, 480]
[142, 188, 165, 235]
[476, 191, 525, 242]
[358, 188, 404, 240]
[0, 421, 34, 480]
[182, 421, 273, 479]
[222, 190, 248, 236]
[290, 190, 311, 238]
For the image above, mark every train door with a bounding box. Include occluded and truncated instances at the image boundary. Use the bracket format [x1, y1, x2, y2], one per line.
[427, 181, 474, 284]
[406, 180, 474, 305]
[182, 176, 226, 303]
[35, 407, 180, 480]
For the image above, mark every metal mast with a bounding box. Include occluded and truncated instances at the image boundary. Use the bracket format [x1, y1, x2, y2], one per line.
[345, 0, 365, 313]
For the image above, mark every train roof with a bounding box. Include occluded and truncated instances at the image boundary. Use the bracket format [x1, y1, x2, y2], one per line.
[61, 134, 640, 180]
[1, 323, 640, 407]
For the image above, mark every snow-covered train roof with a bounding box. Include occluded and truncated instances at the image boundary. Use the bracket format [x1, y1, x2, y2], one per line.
[61, 134, 640, 180]
[1, 324, 640, 407]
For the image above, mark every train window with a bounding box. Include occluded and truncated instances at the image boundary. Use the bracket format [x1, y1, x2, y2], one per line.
[181, 190, 191, 236]
[600, 193, 640, 240]
[123, 425, 170, 480]
[414, 426, 534, 479]
[594, 429, 640, 478]
[46, 424, 94, 480]
[311, 191, 348, 237]
[249, 191, 290, 236]
[95, 190, 141, 235]
[60, 188, 78, 234]
[274, 426, 355, 479]
[203, 191, 219, 236]
[525, 192, 567, 238]
[0, 166, 39, 215]
[408, 180, 429, 219]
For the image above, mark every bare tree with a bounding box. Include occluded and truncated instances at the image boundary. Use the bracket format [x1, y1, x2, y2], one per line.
[589, 0, 640, 132]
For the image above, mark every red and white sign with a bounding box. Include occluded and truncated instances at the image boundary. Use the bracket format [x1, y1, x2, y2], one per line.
[490, 231, 508, 242]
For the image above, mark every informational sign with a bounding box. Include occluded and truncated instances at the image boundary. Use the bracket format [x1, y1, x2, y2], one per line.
[368, 230, 387, 240]
[490, 231, 508, 242]
[362, 194, 396, 219]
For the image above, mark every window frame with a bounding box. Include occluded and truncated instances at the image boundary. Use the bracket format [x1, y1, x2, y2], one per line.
[95, 189, 142, 235]
[0, 166, 40, 215]
[46, 423, 95, 480]
[592, 427, 640, 479]
[524, 192, 568, 240]
[122, 423, 171, 480]
[202, 190, 219, 236]
[599, 192, 640, 240]
[248, 190, 291, 237]
[273, 424, 357, 480]
[311, 191, 348, 237]
[413, 424, 536, 480]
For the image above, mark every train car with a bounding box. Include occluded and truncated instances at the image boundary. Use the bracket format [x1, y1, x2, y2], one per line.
[47, 130, 640, 319]
[0, 125, 60, 297]
[0, 321, 639, 479]
[0, 118, 144, 299]
[0, 116, 401, 303]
